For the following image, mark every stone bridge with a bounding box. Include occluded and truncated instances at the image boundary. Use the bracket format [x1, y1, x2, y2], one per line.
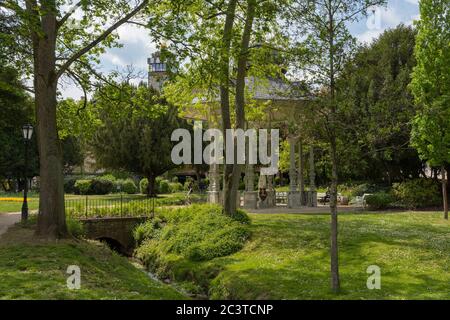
[80, 216, 149, 255]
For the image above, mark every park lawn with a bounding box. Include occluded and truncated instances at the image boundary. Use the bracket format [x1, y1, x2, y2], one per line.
[181, 211, 450, 299]
[0, 193, 189, 213]
[0, 225, 186, 300]
[0, 197, 39, 213]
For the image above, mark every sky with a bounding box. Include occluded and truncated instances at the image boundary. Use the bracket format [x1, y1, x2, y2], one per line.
[60, 0, 420, 99]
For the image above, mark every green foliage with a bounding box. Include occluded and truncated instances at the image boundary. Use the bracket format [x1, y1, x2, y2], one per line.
[66, 217, 85, 238]
[119, 178, 138, 194]
[74, 180, 92, 195]
[140, 178, 148, 194]
[337, 25, 422, 183]
[365, 192, 395, 210]
[89, 177, 114, 195]
[392, 179, 442, 209]
[90, 83, 189, 196]
[61, 136, 84, 174]
[64, 178, 78, 194]
[410, 0, 450, 167]
[158, 179, 171, 194]
[134, 204, 250, 290]
[169, 182, 184, 193]
[339, 183, 388, 198]
[0, 65, 38, 180]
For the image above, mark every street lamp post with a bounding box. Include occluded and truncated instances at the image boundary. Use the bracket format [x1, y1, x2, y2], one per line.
[21, 124, 33, 222]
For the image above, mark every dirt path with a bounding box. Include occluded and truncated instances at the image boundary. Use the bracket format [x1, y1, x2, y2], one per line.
[0, 213, 21, 237]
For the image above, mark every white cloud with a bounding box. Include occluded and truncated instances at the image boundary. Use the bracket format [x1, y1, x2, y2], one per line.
[404, 0, 419, 4]
[405, 14, 420, 26]
[356, 29, 384, 44]
[102, 51, 128, 67]
[380, 7, 402, 27]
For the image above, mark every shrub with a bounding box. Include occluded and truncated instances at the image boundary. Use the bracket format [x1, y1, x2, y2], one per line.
[89, 177, 114, 195]
[120, 178, 138, 194]
[66, 217, 85, 238]
[140, 178, 148, 194]
[365, 192, 395, 210]
[183, 177, 195, 191]
[134, 204, 251, 283]
[99, 174, 117, 183]
[169, 182, 184, 193]
[159, 179, 171, 194]
[155, 177, 163, 192]
[74, 180, 92, 195]
[135, 204, 250, 261]
[392, 179, 441, 209]
[64, 178, 78, 194]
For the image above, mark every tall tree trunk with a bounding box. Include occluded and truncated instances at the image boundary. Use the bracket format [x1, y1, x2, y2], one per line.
[442, 165, 448, 220]
[34, 3, 67, 238]
[147, 174, 156, 198]
[220, 0, 238, 215]
[329, 135, 340, 292]
[224, 0, 256, 216]
[298, 140, 305, 199]
[327, 1, 340, 292]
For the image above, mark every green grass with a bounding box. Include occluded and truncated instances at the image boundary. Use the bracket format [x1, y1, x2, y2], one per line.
[141, 211, 450, 299]
[0, 192, 203, 213]
[0, 225, 186, 300]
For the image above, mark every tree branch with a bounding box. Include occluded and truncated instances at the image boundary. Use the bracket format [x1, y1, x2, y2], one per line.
[56, 0, 149, 80]
[57, 1, 83, 30]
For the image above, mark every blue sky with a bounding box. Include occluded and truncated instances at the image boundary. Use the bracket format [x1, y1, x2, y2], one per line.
[60, 0, 420, 99]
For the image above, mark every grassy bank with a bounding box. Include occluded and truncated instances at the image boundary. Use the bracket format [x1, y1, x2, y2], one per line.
[0, 224, 186, 299]
[137, 211, 450, 299]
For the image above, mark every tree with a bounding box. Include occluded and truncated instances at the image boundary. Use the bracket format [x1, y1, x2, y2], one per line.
[90, 83, 186, 196]
[290, 0, 386, 293]
[1, 0, 150, 237]
[147, 0, 286, 215]
[410, 0, 450, 219]
[337, 25, 423, 184]
[0, 64, 39, 189]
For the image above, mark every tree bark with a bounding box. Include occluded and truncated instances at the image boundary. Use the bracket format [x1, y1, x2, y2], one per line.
[25, 0, 148, 238]
[220, 0, 238, 215]
[224, 0, 256, 216]
[442, 165, 448, 220]
[298, 140, 305, 198]
[34, 1, 67, 238]
[327, 0, 340, 292]
[329, 135, 340, 292]
[147, 174, 157, 198]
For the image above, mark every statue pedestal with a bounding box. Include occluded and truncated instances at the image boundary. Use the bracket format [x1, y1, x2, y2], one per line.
[208, 191, 221, 204]
[267, 191, 276, 207]
[243, 191, 258, 209]
[236, 192, 242, 208]
[288, 191, 302, 208]
[307, 191, 317, 207]
[258, 197, 269, 209]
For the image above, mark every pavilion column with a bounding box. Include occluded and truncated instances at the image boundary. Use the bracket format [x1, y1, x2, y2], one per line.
[243, 164, 257, 209]
[207, 163, 221, 204]
[287, 137, 301, 208]
[266, 174, 276, 207]
[308, 145, 317, 207]
[298, 139, 305, 206]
